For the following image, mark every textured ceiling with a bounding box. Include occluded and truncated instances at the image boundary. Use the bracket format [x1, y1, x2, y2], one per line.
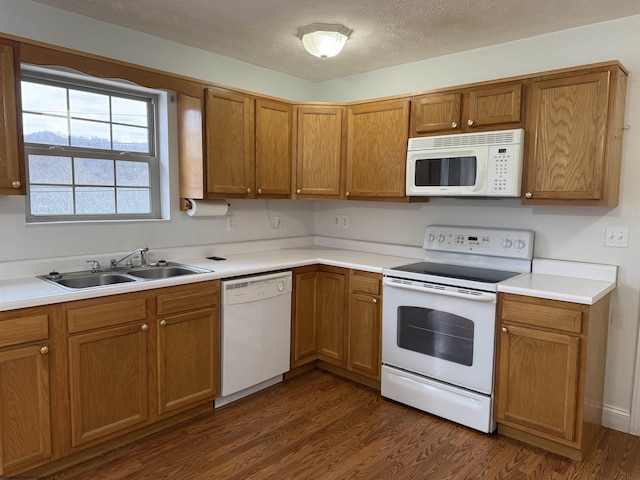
[29, 0, 640, 82]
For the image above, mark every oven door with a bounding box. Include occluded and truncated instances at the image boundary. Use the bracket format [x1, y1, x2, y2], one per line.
[382, 277, 497, 394]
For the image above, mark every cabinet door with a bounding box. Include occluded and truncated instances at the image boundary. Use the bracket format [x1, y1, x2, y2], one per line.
[348, 293, 381, 380]
[523, 71, 610, 203]
[157, 308, 219, 415]
[294, 105, 343, 198]
[0, 344, 51, 474]
[68, 323, 149, 447]
[496, 324, 580, 443]
[204, 87, 255, 196]
[465, 83, 522, 128]
[410, 93, 462, 135]
[291, 269, 319, 367]
[346, 100, 409, 198]
[317, 270, 347, 366]
[255, 99, 291, 196]
[0, 39, 24, 195]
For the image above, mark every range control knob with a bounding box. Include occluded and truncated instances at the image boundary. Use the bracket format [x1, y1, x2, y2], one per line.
[501, 238, 513, 249]
[437, 234, 446, 243]
[427, 233, 436, 243]
[277, 281, 285, 292]
[514, 239, 526, 250]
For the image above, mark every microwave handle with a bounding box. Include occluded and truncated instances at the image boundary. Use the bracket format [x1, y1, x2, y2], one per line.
[383, 278, 496, 303]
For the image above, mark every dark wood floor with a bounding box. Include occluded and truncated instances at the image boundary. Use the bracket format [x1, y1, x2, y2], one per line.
[47, 370, 640, 480]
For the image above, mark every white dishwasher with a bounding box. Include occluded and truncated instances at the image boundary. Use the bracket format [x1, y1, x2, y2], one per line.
[215, 270, 292, 407]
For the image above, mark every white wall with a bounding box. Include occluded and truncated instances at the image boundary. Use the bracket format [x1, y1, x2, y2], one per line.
[1, 0, 639, 432]
[314, 16, 640, 431]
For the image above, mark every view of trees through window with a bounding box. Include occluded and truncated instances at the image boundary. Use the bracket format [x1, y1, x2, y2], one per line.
[21, 73, 159, 220]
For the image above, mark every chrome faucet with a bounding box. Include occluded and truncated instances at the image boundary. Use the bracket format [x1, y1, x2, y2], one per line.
[110, 247, 149, 269]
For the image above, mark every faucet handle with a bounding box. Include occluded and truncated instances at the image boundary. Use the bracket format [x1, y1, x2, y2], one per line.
[86, 260, 101, 272]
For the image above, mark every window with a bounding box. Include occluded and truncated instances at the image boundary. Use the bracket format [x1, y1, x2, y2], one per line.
[21, 66, 162, 221]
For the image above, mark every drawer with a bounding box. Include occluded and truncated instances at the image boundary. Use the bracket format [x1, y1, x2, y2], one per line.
[0, 313, 49, 348]
[67, 296, 148, 334]
[350, 270, 381, 295]
[156, 280, 219, 316]
[501, 295, 583, 334]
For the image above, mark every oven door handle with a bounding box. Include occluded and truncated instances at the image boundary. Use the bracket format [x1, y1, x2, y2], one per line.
[383, 278, 496, 303]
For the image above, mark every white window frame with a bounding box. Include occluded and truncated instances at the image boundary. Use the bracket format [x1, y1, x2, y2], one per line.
[21, 64, 164, 223]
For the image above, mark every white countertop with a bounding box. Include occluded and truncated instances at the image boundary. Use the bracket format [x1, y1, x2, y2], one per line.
[497, 258, 617, 305]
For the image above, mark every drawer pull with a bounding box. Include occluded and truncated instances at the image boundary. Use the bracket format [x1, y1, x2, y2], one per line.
[12, 180, 21, 189]
[160, 320, 167, 327]
[372, 298, 378, 304]
[451, 122, 458, 129]
[40, 345, 49, 355]
[501, 327, 508, 334]
[141, 323, 149, 331]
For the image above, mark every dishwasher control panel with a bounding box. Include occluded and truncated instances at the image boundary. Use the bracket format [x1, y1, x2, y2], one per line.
[222, 271, 292, 306]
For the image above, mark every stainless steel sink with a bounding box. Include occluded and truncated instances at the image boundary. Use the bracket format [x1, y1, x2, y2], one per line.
[37, 262, 211, 290]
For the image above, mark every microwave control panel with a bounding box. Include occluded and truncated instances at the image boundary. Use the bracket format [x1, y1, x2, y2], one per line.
[486, 144, 523, 196]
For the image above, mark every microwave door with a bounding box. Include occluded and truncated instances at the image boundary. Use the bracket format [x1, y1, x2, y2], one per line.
[411, 153, 481, 194]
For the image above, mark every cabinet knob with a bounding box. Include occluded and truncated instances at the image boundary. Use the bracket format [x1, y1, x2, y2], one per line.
[372, 298, 378, 304]
[467, 119, 475, 126]
[141, 323, 149, 331]
[525, 192, 533, 199]
[12, 180, 21, 189]
[246, 188, 252, 194]
[160, 320, 167, 327]
[40, 345, 49, 355]
[451, 122, 458, 129]
[501, 327, 508, 334]
[346, 191, 350, 197]
[296, 188, 302, 194]
[257, 188, 263, 194]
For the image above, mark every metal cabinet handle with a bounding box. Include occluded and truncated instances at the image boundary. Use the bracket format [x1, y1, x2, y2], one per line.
[40, 345, 49, 355]
[141, 324, 149, 331]
[246, 188, 252, 194]
[160, 320, 167, 327]
[501, 327, 508, 334]
[12, 180, 21, 189]
[451, 122, 458, 129]
[296, 188, 302, 194]
[525, 192, 533, 199]
[346, 191, 350, 196]
[372, 298, 378, 304]
[467, 119, 475, 126]
[257, 188, 263, 194]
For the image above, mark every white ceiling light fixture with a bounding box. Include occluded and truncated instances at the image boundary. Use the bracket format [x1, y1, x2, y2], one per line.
[297, 23, 353, 59]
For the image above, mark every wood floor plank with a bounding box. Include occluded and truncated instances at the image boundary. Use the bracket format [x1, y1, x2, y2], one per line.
[45, 370, 640, 480]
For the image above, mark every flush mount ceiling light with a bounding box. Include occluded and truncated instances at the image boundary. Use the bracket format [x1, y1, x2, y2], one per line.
[297, 23, 353, 59]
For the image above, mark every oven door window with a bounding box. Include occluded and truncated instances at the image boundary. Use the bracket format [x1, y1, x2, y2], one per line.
[414, 156, 477, 187]
[397, 306, 474, 366]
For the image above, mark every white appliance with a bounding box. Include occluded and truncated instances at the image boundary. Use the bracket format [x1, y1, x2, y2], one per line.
[381, 225, 534, 433]
[215, 271, 292, 408]
[406, 129, 524, 197]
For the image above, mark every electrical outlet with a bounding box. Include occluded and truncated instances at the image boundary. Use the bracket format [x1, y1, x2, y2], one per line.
[275, 215, 283, 229]
[340, 214, 349, 227]
[333, 214, 341, 227]
[226, 215, 235, 231]
[605, 227, 628, 248]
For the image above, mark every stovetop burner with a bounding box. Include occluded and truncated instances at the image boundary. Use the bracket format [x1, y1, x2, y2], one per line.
[388, 261, 521, 284]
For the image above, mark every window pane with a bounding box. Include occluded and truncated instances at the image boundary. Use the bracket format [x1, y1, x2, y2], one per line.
[112, 97, 148, 127]
[21, 82, 68, 115]
[22, 113, 69, 145]
[70, 119, 111, 149]
[117, 188, 151, 213]
[75, 158, 115, 186]
[75, 187, 115, 214]
[69, 90, 110, 122]
[112, 124, 149, 152]
[116, 161, 149, 187]
[28, 155, 72, 184]
[30, 185, 73, 215]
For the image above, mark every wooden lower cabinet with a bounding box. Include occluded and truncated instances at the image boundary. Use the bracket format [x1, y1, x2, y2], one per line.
[0, 307, 53, 475]
[291, 266, 382, 383]
[495, 293, 610, 460]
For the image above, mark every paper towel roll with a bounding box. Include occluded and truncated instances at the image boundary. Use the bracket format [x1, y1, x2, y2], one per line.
[185, 199, 228, 217]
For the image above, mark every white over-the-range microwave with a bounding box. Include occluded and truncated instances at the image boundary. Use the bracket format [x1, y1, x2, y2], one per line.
[405, 128, 525, 197]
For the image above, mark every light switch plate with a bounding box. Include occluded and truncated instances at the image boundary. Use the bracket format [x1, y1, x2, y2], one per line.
[605, 227, 628, 248]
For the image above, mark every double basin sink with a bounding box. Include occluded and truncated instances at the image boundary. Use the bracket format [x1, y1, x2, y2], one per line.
[38, 262, 212, 290]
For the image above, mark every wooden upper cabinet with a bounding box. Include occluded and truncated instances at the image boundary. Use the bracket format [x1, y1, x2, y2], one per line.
[411, 83, 522, 136]
[204, 87, 255, 197]
[255, 99, 292, 197]
[293, 105, 344, 199]
[523, 64, 627, 206]
[346, 99, 410, 199]
[0, 39, 24, 195]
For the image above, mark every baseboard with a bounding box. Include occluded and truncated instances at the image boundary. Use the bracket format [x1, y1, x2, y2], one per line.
[602, 404, 631, 433]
